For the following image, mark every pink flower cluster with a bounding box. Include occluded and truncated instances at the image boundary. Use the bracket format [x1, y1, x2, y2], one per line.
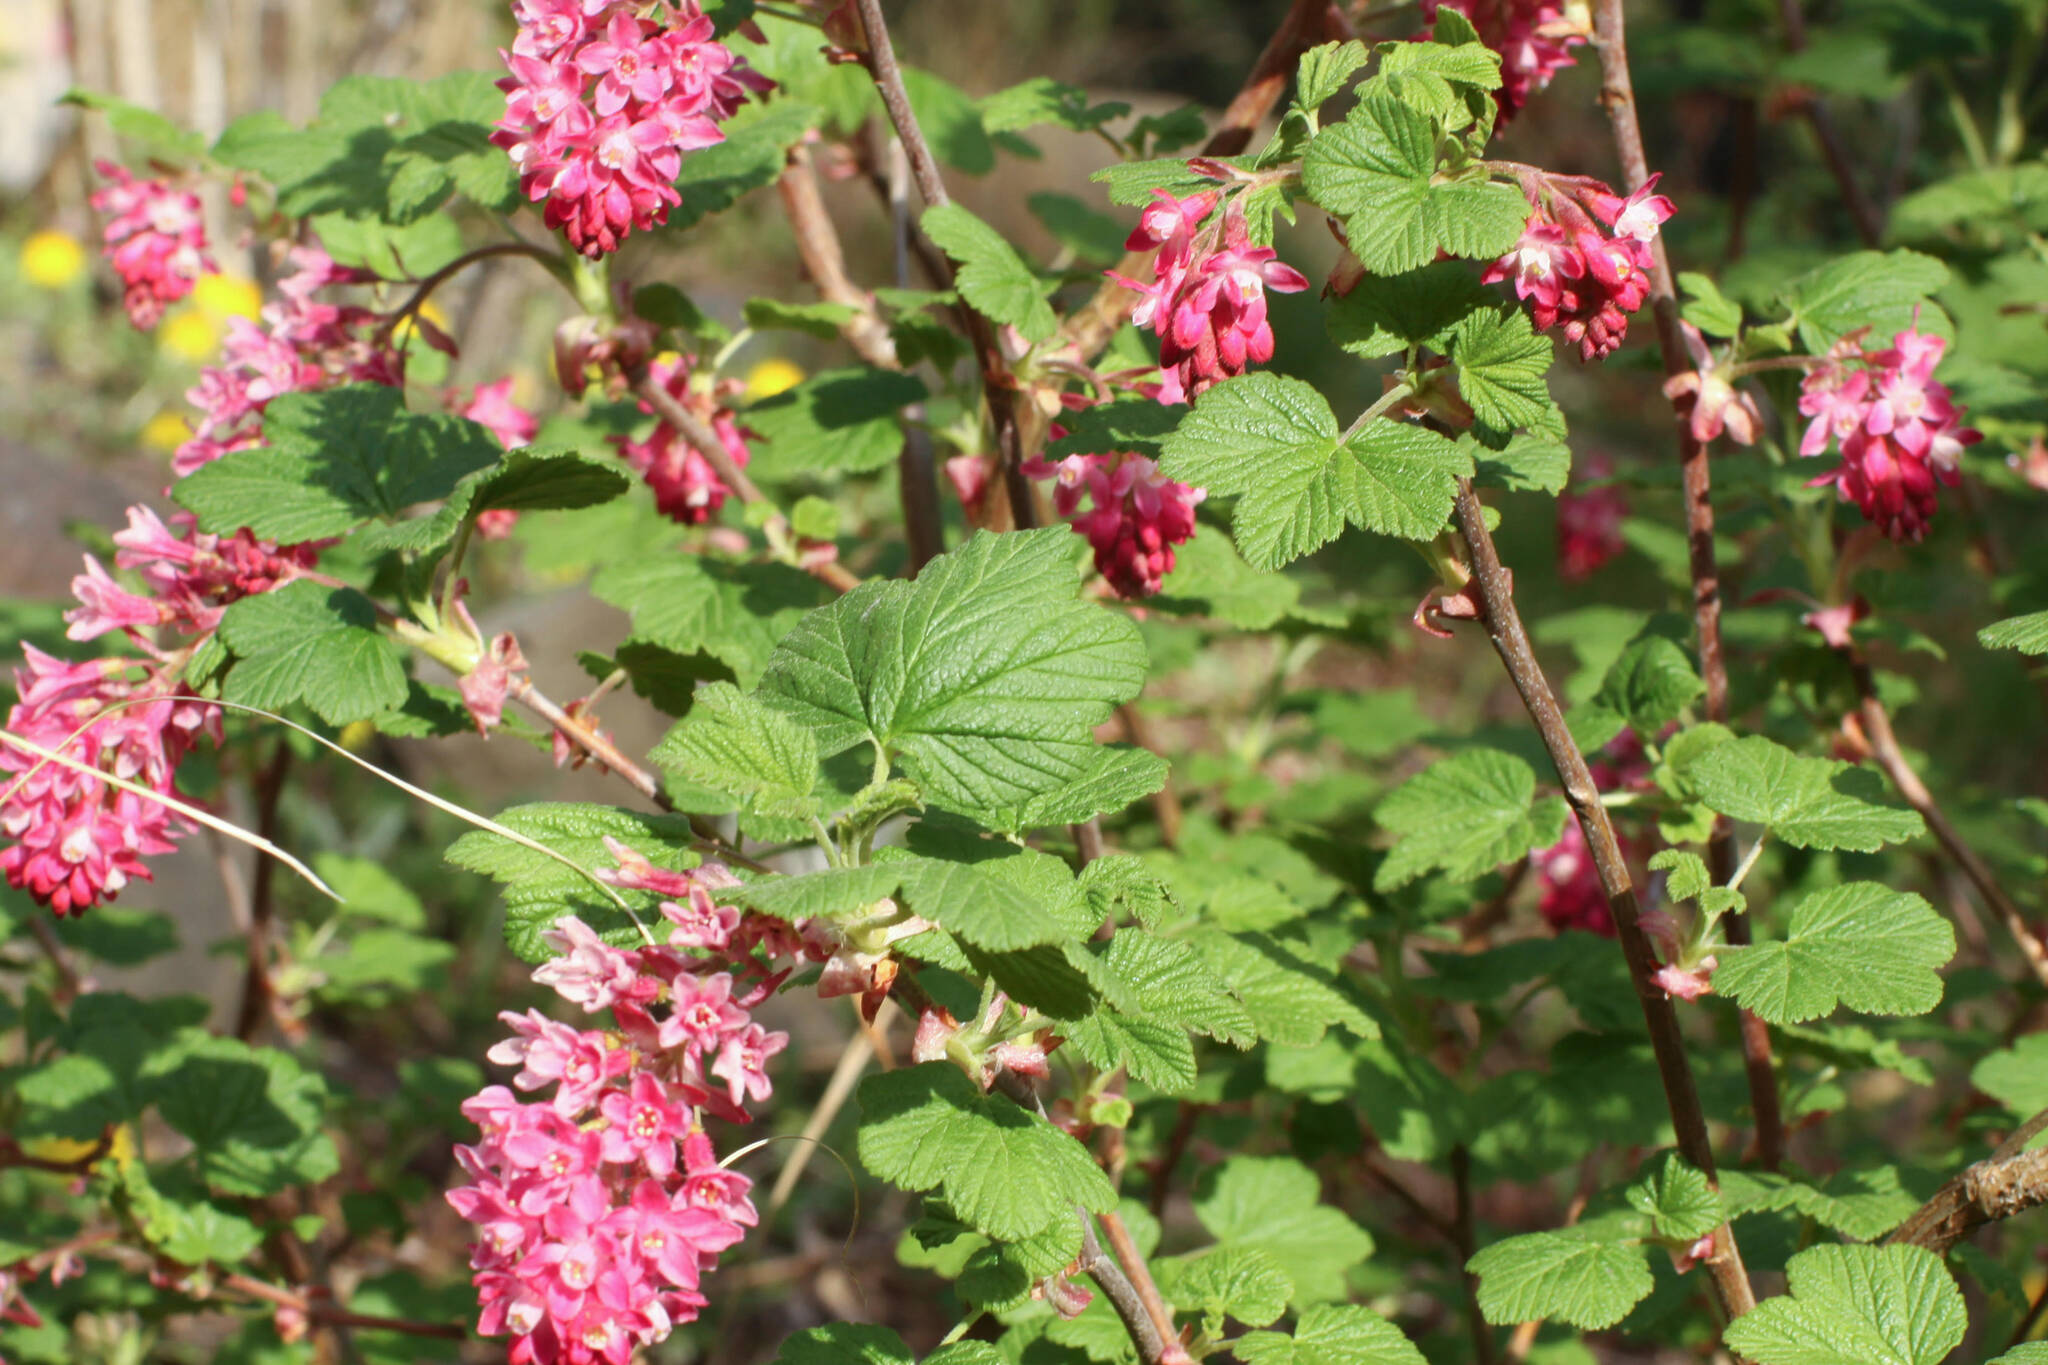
[89, 161, 215, 329]
[1113, 190, 1309, 405]
[0, 648, 215, 917]
[612, 355, 751, 525]
[1797, 325, 1980, 542]
[493, 0, 767, 258]
[1554, 452, 1626, 581]
[1419, 0, 1591, 122]
[176, 246, 403, 476]
[449, 861, 793, 1363]
[1486, 174, 1674, 361]
[0, 503, 320, 915]
[1022, 451, 1205, 598]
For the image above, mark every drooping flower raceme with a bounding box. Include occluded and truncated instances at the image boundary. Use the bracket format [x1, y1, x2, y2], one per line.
[493, 0, 768, 259]
[1485, 174, 1674, 362]
[612, 354, 752, 525]
[1420, 0, 1592, 122]
[1022, 451, 1205, 598]
[1113, 192, 1309, 404]
[448, 855, 800, 1365]
[1554, 452, 1626, 581]
[89, 161, 215, 329]
[1797, 325, 1980, 542]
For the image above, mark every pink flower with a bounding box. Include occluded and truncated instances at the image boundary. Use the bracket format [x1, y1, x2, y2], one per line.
[1663, 368, 1760, 446]
[598, 1073, 693, 1176]
[1486, 174, 1671, 362]
[1022, 448, 1206, 598]
[494, 0, 765, 257]
[611, 355, 751, 524]
[1419, 0, 1591, 122]
[462, 377, 540, 450]
[1797, 326, 1979, 541]
[64, 557, 169, 641]
[1555, 453, 1626, 580]
[89, 161, 215, 329]
[709, 1023, 787, 1106]
[661, 885, 742, 950]
[489, 1010, 630, 1115]
[659, 973, 747, 1055]
[534, 915, 645, 1012]
[1534, 818, 1611, 936]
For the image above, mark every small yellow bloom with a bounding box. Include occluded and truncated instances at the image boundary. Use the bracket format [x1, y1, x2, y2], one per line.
[19, 1123, 137, 1175]
[192, 272, 263, 322]
[338, 720, 376, 752]
[141, 410, 192, 452]
[159, 308, 222, 362]
[19, 229, 88, 289]
[394, 299, 454, 346]
[746, 357, 805, 401]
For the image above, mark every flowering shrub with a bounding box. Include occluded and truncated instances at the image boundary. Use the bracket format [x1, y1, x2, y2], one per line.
[8, 4, 2048, 1365]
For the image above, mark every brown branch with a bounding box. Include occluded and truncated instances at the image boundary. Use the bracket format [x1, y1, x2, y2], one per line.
[374, 241, 561, 345]
[1889, 1106, 2048, 1253]
[1775, 0, 1885, 248]
[1146, 1101, 1203, 1216]
[0, 1127, 113, 1174]
[1452, 1146, 1498, 1365]
[1079, 1212, 1180, 1365]
[1451, 481, 1756, 1323]
[1592, 0, 1786, 1175]
[626, 363, 864, 593]
[234, 742, 293, 1042]
[851, 0, 1036, 532]
[1099, 1210, 1180, 1358]
[1845, 649, 2048, 991]
[218, 1273, 467, 1340]
[25, 915, 82, 1005]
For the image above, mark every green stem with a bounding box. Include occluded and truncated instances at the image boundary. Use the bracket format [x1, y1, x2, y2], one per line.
[1936, 63, 1994, 171]
[1341, 382, 1415, 444]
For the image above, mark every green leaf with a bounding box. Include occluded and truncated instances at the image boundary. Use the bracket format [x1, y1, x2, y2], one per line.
[979, 744, 1170, 833]
[1327, 260, 1494, 359]
[446, 803, 701, 961]
[1713, 883, 1954, 1024]
[1648, 849, 1712, 904]
[856, 1062, 1114, 1240]
[1301, 95, 1528, 274]
[1595, 635, 1704, 732]
[1232, 1304, 1428, 1365]
[312, 855, 425, 928]
[310, 211, 464, 280]
[978, 77, 1129, 138]
[213, 71, 516, 221]
[1027, 192, 1130, 262]
[1376, 36, 1503, 90]
[1152, 531, 1303, 629]
[155, 1037, 339, 1197]
[1989, 1347, 2048, 1365]
[1157, 374, 1471, 569]
[1192, 931, 1376, 1049]
[771, 1325, 912, 1365]
[216, 581, 409, 726]
[1678, 271, 1744, 338]
[592, 556, 831, 690]
[1449, 305, 1557, 443]
[1296, 41, 1373, 109]
[669, 100, 820, 231]
[757, 528, 1148, 820]
[1194, 1156, 1374, 1303]
[743, 297, 862, 340]
[649, 683, 821, 822]
[1470, 432, 1571, 494]
[151, 1196, 266, 1266]
[922, 203, 1057, 343]
[64, 89, 207, 163]
[900, 68, 995, 174]
[1624, 1154, 1722, 1242]
[1093, 157, 1228, 208]
[1158, 1246, 1294, 1327]
[1980, 610, 2048, 655]
[1781, 249, 1952, 355]
[1689, 736, 1925, 851]
[1045, 397, 1182, 462]
[745, 367, 929, 479]
[1973, 1033, 2048, 1116]
[1467, 1233, 1654, 1330]
[1374, 748, 1569, 890]
[1066, 933, 1255, 1092]
[1720, 1167, 1921, 1242]
[174, 386, 502, 543]
[1722, 1244, 1965, 1365]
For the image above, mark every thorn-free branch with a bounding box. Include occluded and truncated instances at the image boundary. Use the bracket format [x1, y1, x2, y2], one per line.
[1451, 481, 1756, 1323]
[1591, 0, 1785, 1173]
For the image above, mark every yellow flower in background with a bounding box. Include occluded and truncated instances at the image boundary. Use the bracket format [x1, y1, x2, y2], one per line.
[18, 1123, 137, 1175]
[19, 229, 87, 289]
[141, 410, 192, 452]
[192, 272, 263, 322]
[394, 298, 453, 347]
[338, 720, 376, 752]
[159, 308, 222, 362]
[746, 357, 805, 401]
